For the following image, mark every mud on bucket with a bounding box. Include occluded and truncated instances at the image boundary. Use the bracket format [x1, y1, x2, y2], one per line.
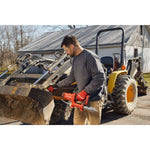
[0, 86, 54, 125]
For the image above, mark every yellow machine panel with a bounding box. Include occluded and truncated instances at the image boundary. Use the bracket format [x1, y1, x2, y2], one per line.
[108, 70, 127, 94]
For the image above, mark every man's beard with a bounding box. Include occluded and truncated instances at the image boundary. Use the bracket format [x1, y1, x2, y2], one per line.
[69, 51, 76, 57]
[70, 54, 74, 57]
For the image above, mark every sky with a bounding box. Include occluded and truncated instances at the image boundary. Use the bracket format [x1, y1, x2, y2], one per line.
[33, 25, 87, 40]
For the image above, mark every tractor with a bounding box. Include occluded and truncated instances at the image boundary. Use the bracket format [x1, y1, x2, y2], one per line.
[96, 27, 147, 114]
[52, 27, 148, 118]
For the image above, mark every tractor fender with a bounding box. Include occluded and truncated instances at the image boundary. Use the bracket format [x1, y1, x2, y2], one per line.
[108, 70, 127, 94]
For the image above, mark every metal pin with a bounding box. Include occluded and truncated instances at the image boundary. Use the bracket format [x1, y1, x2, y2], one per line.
[33, 71, 49, 85]
[83, 106, 98, 112]
[0, 70, 8, 78]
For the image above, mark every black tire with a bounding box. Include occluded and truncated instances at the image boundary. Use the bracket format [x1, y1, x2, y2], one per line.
[112, 75, 138, 115]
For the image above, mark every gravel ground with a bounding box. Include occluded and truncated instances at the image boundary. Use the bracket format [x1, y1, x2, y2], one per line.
[101, 93, 150, 125]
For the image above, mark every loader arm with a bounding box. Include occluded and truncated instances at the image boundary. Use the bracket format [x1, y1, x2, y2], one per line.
[127, 57, 148, 95]
[0, 52, 73, 125]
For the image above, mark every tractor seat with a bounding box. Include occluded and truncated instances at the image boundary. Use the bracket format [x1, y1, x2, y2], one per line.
[100, 56, 113, 74]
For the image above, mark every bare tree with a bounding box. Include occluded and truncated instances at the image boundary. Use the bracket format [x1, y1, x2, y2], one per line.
[12, 26, 20, 51]
[0, 25, 87, 67]
[0, 26, 6, 67]
[68, 25, 76, 29]
[20, 25, 24, 48]
[0, 25, 37, 67]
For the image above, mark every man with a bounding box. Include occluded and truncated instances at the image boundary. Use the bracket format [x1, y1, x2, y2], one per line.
[49, 35, 105, 125]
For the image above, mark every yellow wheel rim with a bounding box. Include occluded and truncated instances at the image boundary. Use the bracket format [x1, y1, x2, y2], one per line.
[127, 84, 135, 103]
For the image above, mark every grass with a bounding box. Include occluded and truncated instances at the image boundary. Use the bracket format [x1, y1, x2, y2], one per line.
[0, 67, 7, 72]
[143, 73, 150, 89]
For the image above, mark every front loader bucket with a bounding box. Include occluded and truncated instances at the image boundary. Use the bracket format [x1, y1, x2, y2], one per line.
[0, 85, 54, 125]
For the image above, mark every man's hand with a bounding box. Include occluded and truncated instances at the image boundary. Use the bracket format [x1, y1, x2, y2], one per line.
[62, 93, 75, 101]
[76, 90, 88, 101]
